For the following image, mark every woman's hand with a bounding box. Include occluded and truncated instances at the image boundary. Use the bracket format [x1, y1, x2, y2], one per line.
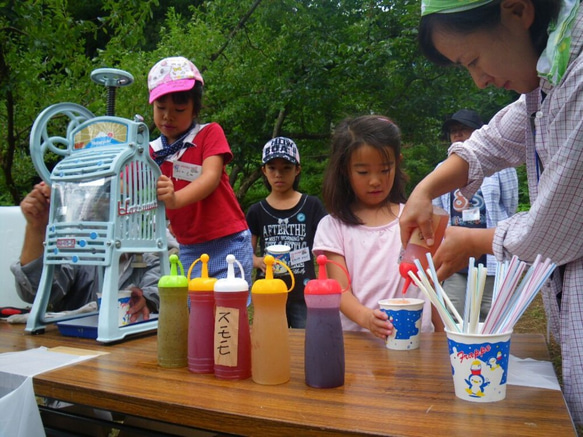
[433, 226, 495, 281]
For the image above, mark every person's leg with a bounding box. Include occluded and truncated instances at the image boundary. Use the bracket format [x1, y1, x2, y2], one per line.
[442, 273, 469, 319]
[286, 300, 307, 328]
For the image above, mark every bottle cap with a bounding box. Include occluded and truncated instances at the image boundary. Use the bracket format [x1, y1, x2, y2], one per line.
[252, 255, 293, 294]
[187, 254, 217, 292]
[214, 254, 249, 292]
[158, 254, 188, 288]
[399, 262, 417, 294]
[304, 255, 348, 295]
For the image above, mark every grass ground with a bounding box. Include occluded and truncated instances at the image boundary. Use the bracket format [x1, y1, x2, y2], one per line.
[513, 293, 562, 380]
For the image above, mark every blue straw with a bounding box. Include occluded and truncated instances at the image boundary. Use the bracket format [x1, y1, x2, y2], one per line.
[425, 253, 444, 306]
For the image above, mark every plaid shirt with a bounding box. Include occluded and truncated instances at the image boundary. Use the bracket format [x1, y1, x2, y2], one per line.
[449, 6, 583, 425]
[432, 167, 518, 275]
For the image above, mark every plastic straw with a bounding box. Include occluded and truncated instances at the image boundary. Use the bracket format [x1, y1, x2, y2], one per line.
[497, 265, 553, 333]
[412, 259, 459, 331]
[494, 256, 555, 334]
[481, 256, 526, 334]
[407, 269, 460, 333]
[462, 257, 475, 333]
[469, 263, 486, 334]
[425, 253, 444, 306]
[420, 253, 556, 337]
[429, 270, 464, 325]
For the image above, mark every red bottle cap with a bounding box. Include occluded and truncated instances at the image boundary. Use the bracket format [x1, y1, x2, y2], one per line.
[399, 262, 417, 294]
[304, 255, 351, 295]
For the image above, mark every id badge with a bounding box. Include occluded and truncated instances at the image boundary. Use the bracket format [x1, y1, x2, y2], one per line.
[173, 161, 202, 182]
[290, 247, 311, 265]
[462, 207, 480, 222]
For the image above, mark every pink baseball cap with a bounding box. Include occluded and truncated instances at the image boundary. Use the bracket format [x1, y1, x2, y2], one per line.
[148, 56, 204, 104]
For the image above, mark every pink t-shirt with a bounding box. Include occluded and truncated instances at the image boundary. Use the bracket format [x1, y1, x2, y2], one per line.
[313, 204, 433, 333]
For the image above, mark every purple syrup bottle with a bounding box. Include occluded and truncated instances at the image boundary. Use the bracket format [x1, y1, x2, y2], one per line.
[304, 255, 347, 388]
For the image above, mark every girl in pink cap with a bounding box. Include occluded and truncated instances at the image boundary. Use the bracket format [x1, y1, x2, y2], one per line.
[148, 56, 253, 285]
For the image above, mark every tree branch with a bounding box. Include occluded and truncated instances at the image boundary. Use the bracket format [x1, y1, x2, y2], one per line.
[208, 0, 264, 64]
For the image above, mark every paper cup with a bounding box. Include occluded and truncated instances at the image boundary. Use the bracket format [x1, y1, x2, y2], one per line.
[379, 298, 424, 350]
[445, 327, 512, 402]
[118, 290, 132, 326]
[265, 244, 291, 276]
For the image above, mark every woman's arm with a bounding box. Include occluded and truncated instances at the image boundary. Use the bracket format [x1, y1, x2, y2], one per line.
[400, 154, 469, 248]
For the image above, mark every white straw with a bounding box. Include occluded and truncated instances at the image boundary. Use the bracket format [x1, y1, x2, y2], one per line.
[407, 270, 460, 333]
[420, 253, 556, 337]
[430, 272, 464, 325]
[462, 257, 475, 333]
[412, 259, 459, 331]
[469, 264, 486, 334]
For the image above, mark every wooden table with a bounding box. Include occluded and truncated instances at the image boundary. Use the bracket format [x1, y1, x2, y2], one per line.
[0, 323, 575, 436]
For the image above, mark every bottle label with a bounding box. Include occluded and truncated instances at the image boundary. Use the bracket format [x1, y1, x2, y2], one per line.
[214, 306, 240, 367]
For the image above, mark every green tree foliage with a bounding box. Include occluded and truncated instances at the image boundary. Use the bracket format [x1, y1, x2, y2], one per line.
[1, 0, 525, 211]
[0, 0, 159, 204]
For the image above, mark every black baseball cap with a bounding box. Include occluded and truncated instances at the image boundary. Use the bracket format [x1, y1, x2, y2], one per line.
[442, 109, 484, 135]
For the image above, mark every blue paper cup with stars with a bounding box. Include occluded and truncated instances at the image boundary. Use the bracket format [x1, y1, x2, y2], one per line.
[445, 326, 512, 402]
[379, 298, 424, 350]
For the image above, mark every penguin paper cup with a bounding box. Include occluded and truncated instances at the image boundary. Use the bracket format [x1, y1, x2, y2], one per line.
[265, 245, 291, 276]
[445, 328, 512, 402]
[379, 298, 424, 350]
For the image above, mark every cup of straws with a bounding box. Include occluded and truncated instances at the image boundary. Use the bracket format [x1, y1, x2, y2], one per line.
[408, 254, 556, 403]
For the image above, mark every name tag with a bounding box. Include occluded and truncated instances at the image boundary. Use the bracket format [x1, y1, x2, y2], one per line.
[173, 161, 202, 182]
[462, 207, 480, 222]
[290, 247, 311, 265]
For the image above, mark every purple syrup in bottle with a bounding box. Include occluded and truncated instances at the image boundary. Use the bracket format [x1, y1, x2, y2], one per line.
[304, 255, 346, 388]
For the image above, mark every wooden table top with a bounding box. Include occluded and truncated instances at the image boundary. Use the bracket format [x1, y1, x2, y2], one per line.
[0, 323, 575, 436]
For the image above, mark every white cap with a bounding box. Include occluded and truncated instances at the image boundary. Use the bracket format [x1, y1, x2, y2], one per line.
[214, 255, 249, 292]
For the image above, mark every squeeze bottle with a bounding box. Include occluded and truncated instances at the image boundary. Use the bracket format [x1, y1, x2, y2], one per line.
[187, 254, 217, 374]
[304, 255, 349, 388]
[399, 205, 449, 294]
[213, 254, 251, 380]
[251, 255, 295, 385]
[157, 254, 189, 368]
